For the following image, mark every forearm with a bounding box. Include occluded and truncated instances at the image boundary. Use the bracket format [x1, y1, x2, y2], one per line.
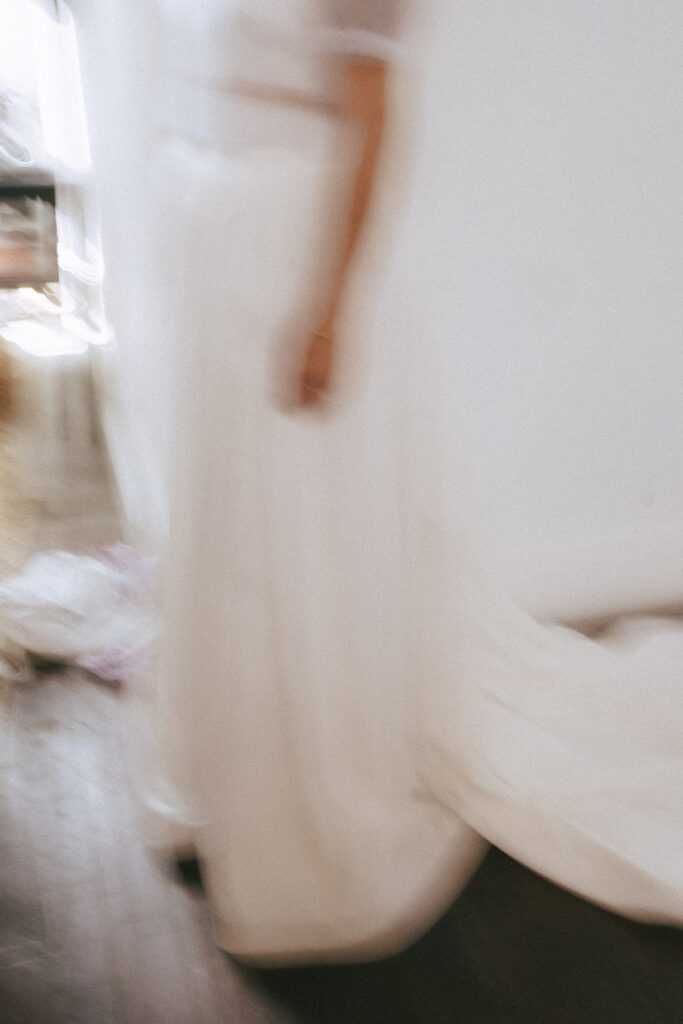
[317, 58, 388, 332]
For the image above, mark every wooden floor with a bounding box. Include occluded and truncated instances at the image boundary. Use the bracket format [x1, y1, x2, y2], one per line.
[1, 668, 682, 1024]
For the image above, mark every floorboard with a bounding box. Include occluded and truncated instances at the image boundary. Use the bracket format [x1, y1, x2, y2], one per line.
[1, 671, 681, 1023]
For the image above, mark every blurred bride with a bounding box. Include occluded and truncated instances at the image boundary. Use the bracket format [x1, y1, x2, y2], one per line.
[137, 0, 486, 962]
[77, 0, 683, 964]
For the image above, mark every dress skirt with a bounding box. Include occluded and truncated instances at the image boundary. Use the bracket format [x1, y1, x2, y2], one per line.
[133, 126, 485, 962]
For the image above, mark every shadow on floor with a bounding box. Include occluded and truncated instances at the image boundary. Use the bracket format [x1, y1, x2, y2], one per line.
[244, 846, 683, 1024]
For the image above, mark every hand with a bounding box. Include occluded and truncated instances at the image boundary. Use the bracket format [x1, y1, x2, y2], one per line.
[299, 328, 334, 406]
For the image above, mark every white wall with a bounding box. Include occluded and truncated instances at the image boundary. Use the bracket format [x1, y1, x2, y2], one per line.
[402, 0, 683, 619]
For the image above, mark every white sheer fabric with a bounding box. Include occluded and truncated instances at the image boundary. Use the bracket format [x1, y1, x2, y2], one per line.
[158, 0, 405, 86]
[322, 0, 407, 60]
[156, 0, 404, 148]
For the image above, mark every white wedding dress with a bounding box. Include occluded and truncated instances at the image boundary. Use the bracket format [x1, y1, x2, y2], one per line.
[132, 0, 683, 963]
[138, 0, 486, 962]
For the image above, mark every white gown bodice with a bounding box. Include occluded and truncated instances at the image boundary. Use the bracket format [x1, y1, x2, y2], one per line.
[155, 0, 406, 149]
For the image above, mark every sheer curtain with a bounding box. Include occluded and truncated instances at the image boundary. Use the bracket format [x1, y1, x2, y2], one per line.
[0, 0, 114, 521]
[65, 0, 168, 548]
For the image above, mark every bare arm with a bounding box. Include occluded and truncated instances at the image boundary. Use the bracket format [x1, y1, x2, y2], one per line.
[299, 57, 389, 405]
